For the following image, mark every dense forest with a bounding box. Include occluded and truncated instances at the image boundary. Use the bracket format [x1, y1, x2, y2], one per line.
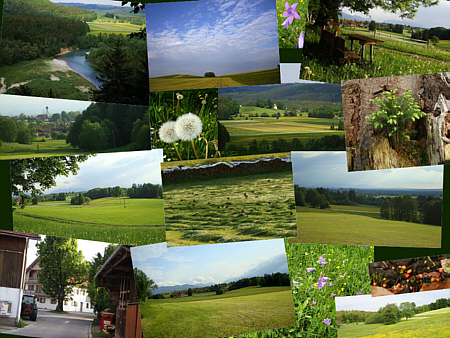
[294, 185, 442, 226]
[65, 102, 149, 151]
[83, 183, 163, 200]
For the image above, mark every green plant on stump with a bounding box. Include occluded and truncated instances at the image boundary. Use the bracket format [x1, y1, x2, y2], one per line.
[366, 89, 426, 149]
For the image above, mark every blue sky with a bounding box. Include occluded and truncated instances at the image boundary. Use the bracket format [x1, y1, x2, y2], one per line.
[292, 151, 443, 190]
[42, 149, 163, 194]
[336, 288, 450, 312]
[0, 94, 93, 118]
[146, 0, 280, 78]
[342, 2, 450, 29]
[131, 238, 288, 288]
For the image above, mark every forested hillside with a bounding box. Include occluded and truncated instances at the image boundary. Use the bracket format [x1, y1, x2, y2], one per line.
[3, 0, 97, 20]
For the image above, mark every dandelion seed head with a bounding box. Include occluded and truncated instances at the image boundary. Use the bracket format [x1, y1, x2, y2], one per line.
[159, 121, 179, 143]
[175, 113, 203, 141]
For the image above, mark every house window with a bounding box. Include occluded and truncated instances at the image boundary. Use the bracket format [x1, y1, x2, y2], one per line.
[73, 301, 77, 307]
[76, 289, 79, 295]
[82, 291, 85, 296]
[64, 300, 68, 306]
[40, 298, 45, 303]
[51, 299, 56, 304]
[86, 303, 89, 308]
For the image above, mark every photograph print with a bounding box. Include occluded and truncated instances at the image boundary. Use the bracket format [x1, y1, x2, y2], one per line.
[146, 0, 281, 92]
[290, 151, 443, 248]
[11, 150, 165, 246]
[130, 238, 296, 338]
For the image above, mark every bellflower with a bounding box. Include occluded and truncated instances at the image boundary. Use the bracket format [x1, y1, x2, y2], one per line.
[282, 2, 301, 28]
[295, 31, 305, 49]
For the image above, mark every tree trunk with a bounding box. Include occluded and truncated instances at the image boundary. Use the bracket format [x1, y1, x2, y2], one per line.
[57, 287, 65, 312]
[342, 72, 450, 171]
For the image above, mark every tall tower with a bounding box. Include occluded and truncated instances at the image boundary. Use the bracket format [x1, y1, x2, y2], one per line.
[46, 106, 49, 119]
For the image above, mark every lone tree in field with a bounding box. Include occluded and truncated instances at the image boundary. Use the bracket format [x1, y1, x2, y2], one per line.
[10, 155, 90, 208]
[37, 236, 88, 312]
[308, 0, 443, 30]
[204, 72, 216, 77]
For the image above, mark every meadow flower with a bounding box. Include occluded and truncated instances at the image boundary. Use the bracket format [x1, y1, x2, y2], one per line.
[293, 280, 299, 286]
[307, 268, 315, 273]
[311, 301, 316, 306]
[295, 32, 305, 49]
[317, 256, 327, 266]
[357, 292, 363, 295]
[282, 2, 301, 27]
[175, 113, 203, 141]
[159, 121, 179, 143]
[281, 18, 290, 29]
[176, 93, 183, 100]
[323, 318, 331, 325]
[330, 293, 335, 298]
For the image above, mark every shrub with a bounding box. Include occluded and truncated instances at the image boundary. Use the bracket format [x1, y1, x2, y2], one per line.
[365, 312, 384, 324]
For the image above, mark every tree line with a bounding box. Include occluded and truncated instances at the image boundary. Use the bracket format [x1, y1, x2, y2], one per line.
[0, 117, 36, 145]
[83, 183, 163, 201]
[65, 102, 149, 151]
[380, 195, 442, 225]
[337, 298, 450, 327]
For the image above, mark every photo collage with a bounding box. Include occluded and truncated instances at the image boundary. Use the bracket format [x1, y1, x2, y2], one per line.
[0, 0, 449, 337]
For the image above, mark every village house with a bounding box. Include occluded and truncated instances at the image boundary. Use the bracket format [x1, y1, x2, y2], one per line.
[23, 258, 94, 313]
[0, 230, 41, 327]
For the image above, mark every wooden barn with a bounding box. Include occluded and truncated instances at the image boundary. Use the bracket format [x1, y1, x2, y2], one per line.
[95, 245, 141, 338]
[0, 230, 41, 327]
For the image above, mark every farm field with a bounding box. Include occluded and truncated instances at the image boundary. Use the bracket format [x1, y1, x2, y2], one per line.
[221, 114, 344, 147]
[87, 21, 145, 35]
[0, 58, 95, 100]
[140, 286, 295, 338]
[338, 307, 450, 338]
[13, 197, 165, 245]
[163, 169, 297, 246]
[0, 138, 132, 160]
[290, 205, 441, 247]
[149, 68, 281, 92]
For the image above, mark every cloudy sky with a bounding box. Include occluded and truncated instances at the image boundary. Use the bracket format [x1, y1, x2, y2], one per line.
[26, 235, 113, 269]
[42, 149, 163, 194]
[0, 94, 93, 118]
[342, 1, 450, 29]
[336, 288, 450, 312]
[146, 0, 280, 78]
[292, 152, 443, 190]
[131, 238, 288, 288]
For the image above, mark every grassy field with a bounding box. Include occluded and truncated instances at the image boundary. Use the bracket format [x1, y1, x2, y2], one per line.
[163, 169, 297, 246]
[338, 307, 450, 338]
[87, 21, 145, 35]
[290, 205, 441, 247]
[221, 113, 344, 147]
[140, 286, 296, 338]
[13, 197, 165, 245]
[301, 27, 450, 83]
[0, 58, 95, 100]
[149, 68, 281, 92]
[0, 138, 132, 160]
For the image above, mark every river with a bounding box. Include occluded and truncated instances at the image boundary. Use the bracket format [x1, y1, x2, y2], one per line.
[58, 49, 102, 88]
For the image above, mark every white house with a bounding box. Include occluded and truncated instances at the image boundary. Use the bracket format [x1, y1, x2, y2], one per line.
[24, 258, 94, 313]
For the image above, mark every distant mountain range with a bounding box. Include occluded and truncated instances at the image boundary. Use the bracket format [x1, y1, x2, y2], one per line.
[339, 12, 425, 28]
[153, 283, 210, 295]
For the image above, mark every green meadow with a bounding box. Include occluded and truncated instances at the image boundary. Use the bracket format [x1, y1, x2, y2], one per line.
[221, 113, 344, 147]
[87, 21, 145, 35]
[14, 197, 165, 246]
[338, 307, 450, 338]
[163, 169, 297, 246]
[0, 138, 132, 160]
[149, 68, 281, 92]
[140, 286, 296, 338]
[290, 205, 441, 247]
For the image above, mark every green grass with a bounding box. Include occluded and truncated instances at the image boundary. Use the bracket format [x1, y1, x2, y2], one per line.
[0, 58, 95, 100]
[140, 286, 296, 338]
[150, 69, 281, 92]
[338, 307, 450, 338]
[163, 170, 297, 246]
[87, 21, 145, 35]
[17, 197, 164, 225]
[14, 213, 165, 246]
[290, 205, 441, 247]
[14, 198, 165, 245]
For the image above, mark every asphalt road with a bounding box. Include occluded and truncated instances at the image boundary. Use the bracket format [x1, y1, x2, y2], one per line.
[0, 309, 96, 338]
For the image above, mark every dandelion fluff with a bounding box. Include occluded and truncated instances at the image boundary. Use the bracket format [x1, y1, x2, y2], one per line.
[159, 121, 179, 143]
[175, 113, 203, 141]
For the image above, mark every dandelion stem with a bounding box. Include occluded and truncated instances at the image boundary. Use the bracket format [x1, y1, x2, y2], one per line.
[173, 143, 182, 161]
[199, 136, 209, 159]
[191, 140, 199, 159]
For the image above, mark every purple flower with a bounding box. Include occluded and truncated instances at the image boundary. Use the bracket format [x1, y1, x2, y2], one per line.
[357, 292, 363, 295]
[293, 280, 299, 286]
[317, 256, 327, 266]
[282, 2, 301, 28]
[307, 268, 315, 273]
[311, 301, 317, 306]
[295, 31, 305, 49]
[328, 282, 333, 287]
[330, 293, 335, 298]
[317, 274, 329, 290]
[281, 18, 290, 29]
[323, 318, 331, 326]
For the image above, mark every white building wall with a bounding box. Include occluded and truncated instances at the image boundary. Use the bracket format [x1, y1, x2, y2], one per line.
[0, 287, 21, 326]
[36, 287, 93, 313]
